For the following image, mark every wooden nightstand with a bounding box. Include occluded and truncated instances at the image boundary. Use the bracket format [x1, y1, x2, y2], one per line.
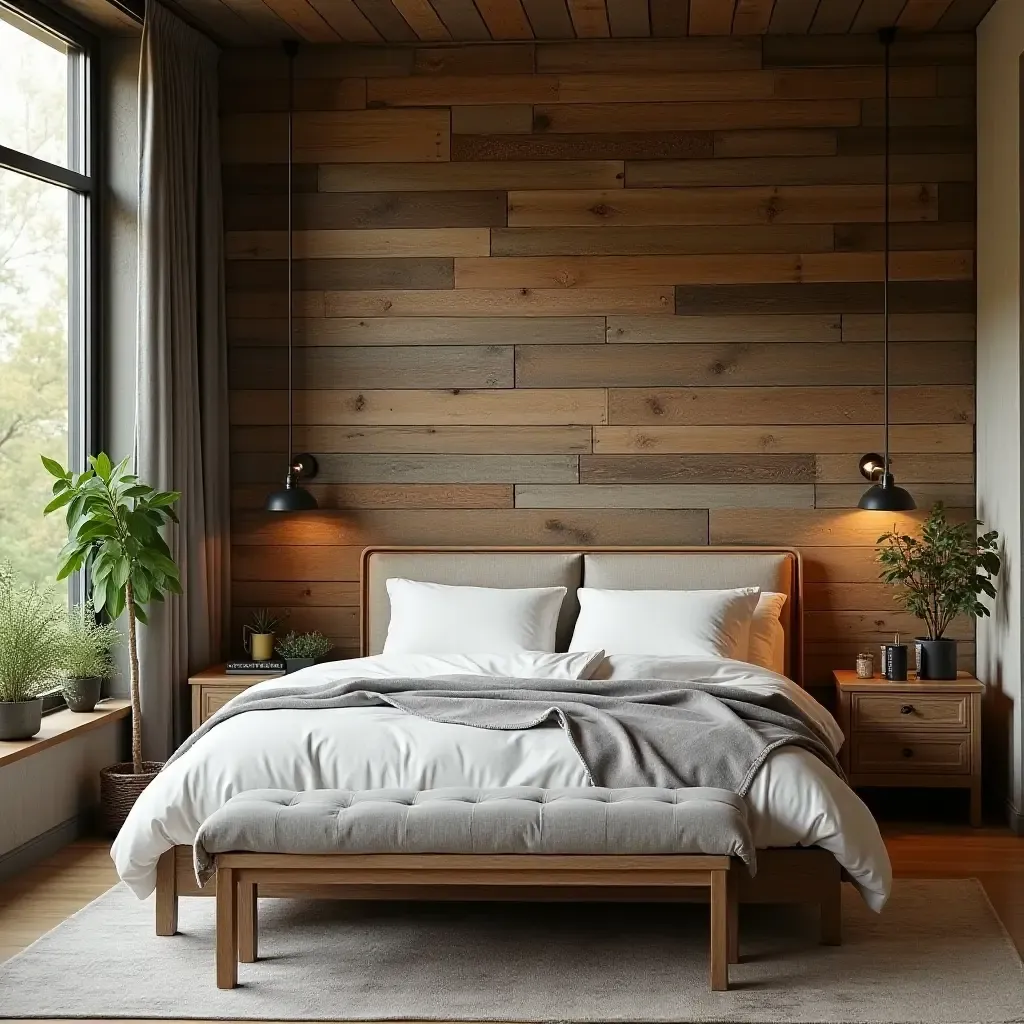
[832, 669, 983, 827]
[188, 664, 284, 730]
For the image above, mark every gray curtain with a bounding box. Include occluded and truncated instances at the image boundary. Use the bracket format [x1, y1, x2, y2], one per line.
[135, 0, 230, 759]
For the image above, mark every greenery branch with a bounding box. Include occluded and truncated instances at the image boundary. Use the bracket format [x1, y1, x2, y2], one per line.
[63, 601, 122, 680]
[276, 630, 333, 660]
[0, 563, 68, 703]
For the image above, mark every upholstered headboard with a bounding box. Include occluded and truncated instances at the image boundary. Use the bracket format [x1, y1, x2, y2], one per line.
[360, 546, 804, 684]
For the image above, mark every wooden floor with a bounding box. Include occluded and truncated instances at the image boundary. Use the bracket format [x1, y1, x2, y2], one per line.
[0, 826, 1021, 1021]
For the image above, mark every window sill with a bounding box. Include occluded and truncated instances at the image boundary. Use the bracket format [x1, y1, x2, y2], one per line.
[0, 700, 131, 770]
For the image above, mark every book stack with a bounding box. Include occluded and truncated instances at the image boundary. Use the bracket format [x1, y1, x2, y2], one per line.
[225, 660, 286, 675]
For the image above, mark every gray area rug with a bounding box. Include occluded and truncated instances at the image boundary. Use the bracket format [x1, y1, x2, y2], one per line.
[0, 879, 1020, 1022]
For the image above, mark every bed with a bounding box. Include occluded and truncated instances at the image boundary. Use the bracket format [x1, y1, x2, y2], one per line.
[110, 545, 891, 939]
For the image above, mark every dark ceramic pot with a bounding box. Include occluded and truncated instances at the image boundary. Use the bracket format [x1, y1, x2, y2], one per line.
[63, 676, 102, 712]
[285, 657, 316, 674]
[0, 698, 43, 740]
[915, 638, 958, 680]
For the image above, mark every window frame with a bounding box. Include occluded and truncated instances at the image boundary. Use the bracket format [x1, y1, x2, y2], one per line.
[0, 0, 102, 709]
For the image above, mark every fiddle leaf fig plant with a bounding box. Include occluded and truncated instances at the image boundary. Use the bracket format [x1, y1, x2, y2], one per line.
[42, 453, 181, 773]
[876, 503, 1001, 641]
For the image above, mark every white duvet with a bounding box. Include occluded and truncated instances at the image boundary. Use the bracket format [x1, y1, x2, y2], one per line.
[112, 654, 891, 911]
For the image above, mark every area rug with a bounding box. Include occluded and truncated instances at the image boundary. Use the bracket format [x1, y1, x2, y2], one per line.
[0, 879, 1020, 1022]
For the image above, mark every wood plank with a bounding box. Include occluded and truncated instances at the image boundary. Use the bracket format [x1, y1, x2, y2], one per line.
[567, 0, 611, 36]
[520, 0, 575, 37]
[806, 609, 972, 643]
[815, 483, 976, 508]
[257, 0, 341, 41]
[451, 106, 535, 134]
[834, 222, 976, 254]
[368, 74, 559, 106]
[768, 0, 820, 33]
[231, 424, 593, 453]
[233, 545, 365, 581]
[536, 38, 762, 72]
[231, 605, 359, 642]
[804, 581, 903, 612]
[221, 78, 367, 114]
[606, 0, 650, 36]
[516, 342, 974, 388]
[230, 315, 607, 346]
[226, 291, 326, 318]
[234, 509, 710, 546]
[294, 109, 450, 162]
[233, 452, 580, 484]
[649, 0, 690, 35]
[474, 0, 535, 38]
[936, 0, 998, 31]
[232, 580, 362, 607]
[808, 0, 861, 32]
[532, 100, 861, 133]
[454, 252, 972, 289]
[229, 388, 608, 425]
[606, 314, 841, 343]
[233, 482, 513, 509]
[607, 386, 974, 425]
[491, 224, 835, 257]
[842, 313, 976, 343]
[226, 228, 491, 259]
[774, 67, 936, 100]
[350, 0, 420, 39]
[425, 0, 492, 39]
[325, 287, 674, 316]
[225, 257, 453, 292]
[837, 125, 974, 157]
[593, 424, 974, 454]
[556, 71, 774, 103]
[801, 547, 901, 585]
[710, 508, 958, 546]
[763, 34, 975, 69]
[413, 43, 534, 74]
[390, 0, 451, 39]
[713, 129, 838, 158]
[507, 185, 936, 227]
[515, 483, 814, 509]
[689, 0, 736, 34]
[815, 453, 975, 484]
[580, 454, 816, 484]
[453, 131, 713, 161]
[229, 345, 514, 390]
[318, 161, 624, 191]
[861, 98, 974, 129]
[732, 0, 775, 33]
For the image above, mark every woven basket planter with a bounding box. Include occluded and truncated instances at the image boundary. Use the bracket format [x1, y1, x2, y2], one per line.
[99, 761, 163, 836]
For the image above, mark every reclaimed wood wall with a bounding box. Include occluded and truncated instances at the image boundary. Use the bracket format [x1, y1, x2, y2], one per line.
[221, 33, 976, 682]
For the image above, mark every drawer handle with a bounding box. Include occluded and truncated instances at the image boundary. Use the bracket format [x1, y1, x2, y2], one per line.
[902, 747, 914, 758]
[900, 704, 914, 715]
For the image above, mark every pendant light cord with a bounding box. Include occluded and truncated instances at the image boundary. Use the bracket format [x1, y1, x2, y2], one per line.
[285, 41, 297, 482]
[882, 27, 892, 480]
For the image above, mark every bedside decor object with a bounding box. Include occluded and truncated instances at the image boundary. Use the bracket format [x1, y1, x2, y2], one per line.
[189, 664, 286, 729]
[61, 602, 122, 712]
[855, 652, 874, 679]
[276, 630, 333, 673]
[243, 608, 282, 662]
[880, 634, 908, 681]
[856, 27, 915, 514]
[0, 563, 67, 740]
[42, 452, 181, 832]
[225, 659, 286, 675]
[264, 40, 318, 514]
[876, 504, 1000, 680]
[833, 669, 984, 826]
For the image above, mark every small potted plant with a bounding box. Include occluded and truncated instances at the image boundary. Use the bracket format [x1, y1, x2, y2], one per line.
[0, 564, 67, 740]
[62, 602, 122, 712]
[244, 608, 282, 662]
[276, 630, 333, 673]
[43, 452, 181, 833]
[877, 503, 1001, 680]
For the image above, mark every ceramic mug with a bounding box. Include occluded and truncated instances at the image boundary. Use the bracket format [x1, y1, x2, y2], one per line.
[244, 627, 274, 662]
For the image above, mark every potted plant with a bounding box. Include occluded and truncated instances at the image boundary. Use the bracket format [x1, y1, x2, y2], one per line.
[42, 453, 181, 833]
[61, 602, 121, 712]
[244, 608, 282, 662]
[877, 503, 1000, 680]
[0, 564, 68, 740]
[276, 630, 333, 673]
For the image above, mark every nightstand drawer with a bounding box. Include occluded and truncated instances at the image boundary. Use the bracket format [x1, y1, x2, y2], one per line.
[200, 685, 249, 723]
[851, 692, 969, 732]
[850, 735, 970, 775]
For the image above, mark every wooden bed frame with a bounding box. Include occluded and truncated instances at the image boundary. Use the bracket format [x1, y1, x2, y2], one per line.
[154, 544, 843, 945]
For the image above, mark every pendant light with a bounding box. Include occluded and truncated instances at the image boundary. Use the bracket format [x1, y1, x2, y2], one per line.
[858, 27, 916, 513]
[265, 40, 319, 513]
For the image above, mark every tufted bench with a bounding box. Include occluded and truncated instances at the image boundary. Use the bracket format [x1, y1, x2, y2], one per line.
[196, 787, 755, 992]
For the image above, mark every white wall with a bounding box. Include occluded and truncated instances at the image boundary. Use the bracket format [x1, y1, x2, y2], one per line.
[977, 0, 1024, 831]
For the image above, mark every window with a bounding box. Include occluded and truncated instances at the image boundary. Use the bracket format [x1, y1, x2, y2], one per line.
[0, 0, 96, 602]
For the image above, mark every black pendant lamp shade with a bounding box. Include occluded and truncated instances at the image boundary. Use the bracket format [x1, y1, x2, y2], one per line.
[266, 40, 318, 513]
[857, 27, 915, 513]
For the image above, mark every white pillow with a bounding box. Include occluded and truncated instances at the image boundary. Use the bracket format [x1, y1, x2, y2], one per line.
[748, 592, 788, 675]
[383, 579, 567, 655]
[568, 587, 760, 659]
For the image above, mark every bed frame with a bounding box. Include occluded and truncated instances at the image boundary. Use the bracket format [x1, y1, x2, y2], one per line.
[155, 544, 843, 946]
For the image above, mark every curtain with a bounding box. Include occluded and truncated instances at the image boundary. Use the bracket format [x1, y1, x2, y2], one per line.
[135, 0, 229, 759]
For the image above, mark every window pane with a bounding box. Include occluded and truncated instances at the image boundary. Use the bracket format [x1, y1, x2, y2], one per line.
[0, 166, 69, 593]
[0, 8, 70, 169]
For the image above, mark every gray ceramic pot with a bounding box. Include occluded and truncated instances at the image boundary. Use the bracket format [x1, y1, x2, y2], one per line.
[915, 638, 958, 680]
[0, 697, 44, 740]
[63, 676, 102, 712]
[285, 657, 316, 674]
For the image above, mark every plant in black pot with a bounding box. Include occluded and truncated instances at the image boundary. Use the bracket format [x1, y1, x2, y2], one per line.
[0, 564, 67, 740]
[276, 630, 333, 674]
[877, 504, 1000, 680]
[42, 453, 181, 834]
[61, 602, 121, 712]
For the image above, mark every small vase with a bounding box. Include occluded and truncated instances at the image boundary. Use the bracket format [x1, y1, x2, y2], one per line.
[247, 632, 274, 661]
[285, 657, 315, 674]
[0, 698, 43, 740]
[63, 676, 102, 712]
[915, 638, 958, 680]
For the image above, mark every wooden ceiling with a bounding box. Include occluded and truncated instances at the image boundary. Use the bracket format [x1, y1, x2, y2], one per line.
[161, 0, 998, 46]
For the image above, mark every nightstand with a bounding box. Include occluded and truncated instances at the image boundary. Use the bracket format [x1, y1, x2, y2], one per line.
[188, 663, 284, 730]
[832, 669, 983, 826]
